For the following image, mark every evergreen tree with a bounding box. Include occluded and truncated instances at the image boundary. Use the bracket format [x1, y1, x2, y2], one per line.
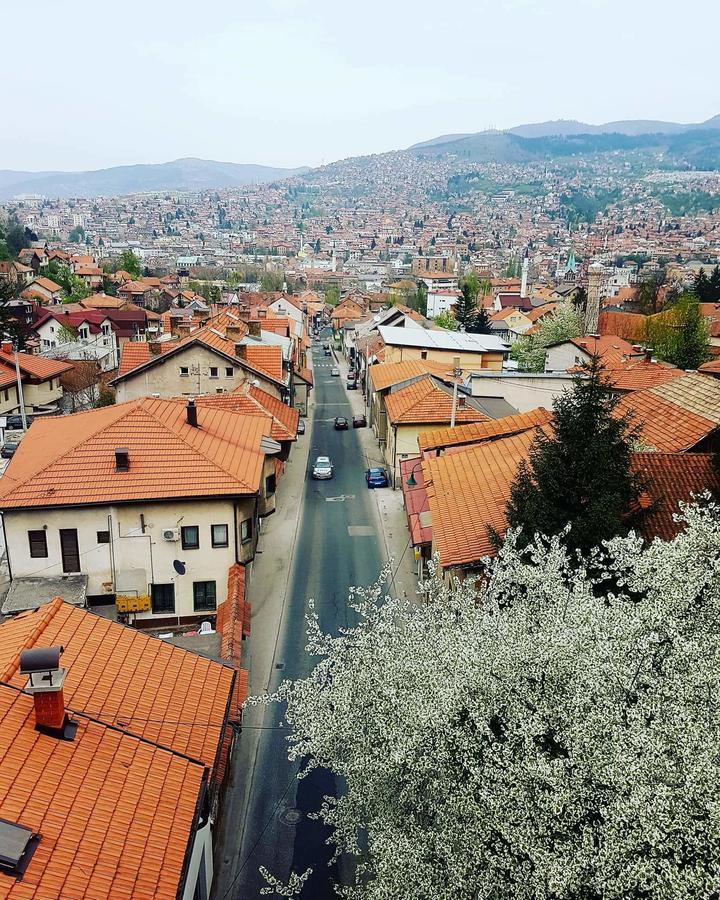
[692, 268, 711, 302]
[709, 265, 720, 302]
[453, 281, 480, 331]
[506, 355, 644, 554]
[647, 295, 710, 370]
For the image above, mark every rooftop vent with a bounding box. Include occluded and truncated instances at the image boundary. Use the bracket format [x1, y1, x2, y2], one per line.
[0, 818, 38, 877]
[115, 447, 129, 471]
[186, 398, 198, 427]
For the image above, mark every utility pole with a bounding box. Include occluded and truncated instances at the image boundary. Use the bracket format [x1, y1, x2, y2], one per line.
[14, 346, 27, 431]
[450, 356, 462, 429]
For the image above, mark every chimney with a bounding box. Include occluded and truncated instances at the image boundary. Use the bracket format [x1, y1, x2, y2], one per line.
[248, 320, 262, 339]
[225, 323, 244, 341]
[235, 342, 248, 360]
[257, 308, 267, 319]
[457, 396, 466, 409]
[1, 340, 13, 354]
[20, 646, 73, 737]
[645, 347, 654, 363]
[177, 323, 192, 339]
[186, 398, 198, 427]
[148, 340, 161, 356]
[115, 447, 129, 471]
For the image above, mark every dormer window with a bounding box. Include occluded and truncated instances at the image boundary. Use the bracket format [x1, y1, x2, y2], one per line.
[79, 327, 89, 340]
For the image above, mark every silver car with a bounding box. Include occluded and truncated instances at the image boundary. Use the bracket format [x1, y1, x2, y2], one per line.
[312, 455, 334, 479]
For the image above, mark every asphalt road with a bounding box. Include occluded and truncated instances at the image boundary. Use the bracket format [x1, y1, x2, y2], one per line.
[213, 329, 384, 899]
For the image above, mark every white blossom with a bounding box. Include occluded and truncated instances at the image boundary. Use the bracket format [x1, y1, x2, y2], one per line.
[252, 503, 720, 899]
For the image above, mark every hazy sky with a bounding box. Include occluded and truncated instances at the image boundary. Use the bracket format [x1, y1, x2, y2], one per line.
[3, 0, 718, 172]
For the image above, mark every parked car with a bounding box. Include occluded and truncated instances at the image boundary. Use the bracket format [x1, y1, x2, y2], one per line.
[346, 376, 357, 389]
[1, 442, 19, 459]
[323, 343, 330, 350]
[366, 467, 389, 488]
[312, 456, 334, 479]
[352, 414, 366, 428]
[324, 348, 332, 357]
[334, 416, 349, 430]
[4, 414, 31, 430]
[331, 367, 340, 376]
[297, 419, 306, 435]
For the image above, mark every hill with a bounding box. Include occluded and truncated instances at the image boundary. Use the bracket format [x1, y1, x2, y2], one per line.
[409, 114, 720, 149]
[0, 157, 309, 199]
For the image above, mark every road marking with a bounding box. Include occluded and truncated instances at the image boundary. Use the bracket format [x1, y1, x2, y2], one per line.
[325, 494, 356, 502]
[348, 525, 375, 536]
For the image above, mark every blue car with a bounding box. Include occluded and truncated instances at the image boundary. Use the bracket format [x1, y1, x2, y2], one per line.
[365, 467, 389, 488]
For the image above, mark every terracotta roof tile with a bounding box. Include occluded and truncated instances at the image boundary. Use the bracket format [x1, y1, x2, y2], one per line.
[244, 345, 284, 382]
[0, 398, 272, 509]
[194, 384, 298, 441]
[369, 359, 456, 392]
[0, 351, 72, 380]
[385, 377, 488, 426]
[605, 360, 683, 392]
[418, 408, 552, 452]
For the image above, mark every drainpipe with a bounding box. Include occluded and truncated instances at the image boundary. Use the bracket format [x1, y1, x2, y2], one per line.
[14, 348, 27, 431]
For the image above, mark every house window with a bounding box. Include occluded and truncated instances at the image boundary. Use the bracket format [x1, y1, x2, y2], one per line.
[193, 580, 217, 611]
[420, 350, 428, 360]
[28, 530, 48, 558]
[96, 531, 110, 544]
[180, 366, 189, 377]
[240, 517, 253, 543]
[79, 327, 89, 340]
[2, 389, 7, 401]
[209, 366, 219, 378]
[225, 367, 233, 377]
[151, 583, 175, 614]
[181, 525, 200, 549]
[211, 524, 229, 547]
[265, 473, 276, 496]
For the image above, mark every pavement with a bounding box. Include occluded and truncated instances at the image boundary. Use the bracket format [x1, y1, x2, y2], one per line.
[212, 326, 415, 899]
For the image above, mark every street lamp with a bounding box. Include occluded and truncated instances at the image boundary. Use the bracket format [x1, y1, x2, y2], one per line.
[406, 461, 423, 487]
[449, 356, 462, 428]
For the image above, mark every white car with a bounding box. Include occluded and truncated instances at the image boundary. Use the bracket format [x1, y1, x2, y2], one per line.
[312, 456, 334, 479]
[331, 367, 340, 376]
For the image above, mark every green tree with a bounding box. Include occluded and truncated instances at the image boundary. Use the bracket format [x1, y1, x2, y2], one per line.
[0, 280, 31, 348]
[252, 501, 720, 900]
[433, 310, 459, 330]
[453, 282, 480, 331]
[510, 302, 584, 372]
[324, 285, 340, 306]
[692, 268, 711, 302]
[506, 355, 644, 554]
[115, 250, 142, 279]
[636, 271, 665, 314]
[647, 295, 711, 370]
[2, 216, 35, 258]
[69, 226, 85, 243]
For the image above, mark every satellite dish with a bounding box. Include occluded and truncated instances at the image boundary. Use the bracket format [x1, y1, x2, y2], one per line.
[173, 560, 186, 576]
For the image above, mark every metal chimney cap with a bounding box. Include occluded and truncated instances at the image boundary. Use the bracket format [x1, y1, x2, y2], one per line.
[20, 646, 64, 674]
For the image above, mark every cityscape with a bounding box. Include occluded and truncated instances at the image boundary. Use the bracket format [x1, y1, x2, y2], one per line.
[1, 2, 720, 899]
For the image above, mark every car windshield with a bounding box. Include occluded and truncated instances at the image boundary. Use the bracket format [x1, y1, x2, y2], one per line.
[369, 468, 383, 476]
[316, 457, 330, 465]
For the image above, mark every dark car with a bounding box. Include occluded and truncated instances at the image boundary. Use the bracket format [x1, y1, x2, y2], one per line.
[297, 419, 305, 435]
[324, 348, 332, 357]
[1, 442, 18, 459]
[334, 416, 349, 430]
[353, 414, 366, 428]
[4, 414, 31, 430]
[366, 467, 389, 488]
[346, 376, 357, 389]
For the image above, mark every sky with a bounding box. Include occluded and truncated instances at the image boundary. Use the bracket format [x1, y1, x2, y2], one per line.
[3, 0, 719, 172]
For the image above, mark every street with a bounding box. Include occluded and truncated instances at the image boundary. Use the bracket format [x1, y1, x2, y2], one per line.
[212, 329, 385, 899]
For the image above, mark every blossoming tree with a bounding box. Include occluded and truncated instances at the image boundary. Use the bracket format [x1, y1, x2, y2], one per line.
[254, 502, 720, 899]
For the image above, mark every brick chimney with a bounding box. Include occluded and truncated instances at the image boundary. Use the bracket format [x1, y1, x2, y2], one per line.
[1, 340, 13, 354]
[148, 341, 162, 356]
[257, 308, 267, 319]
[20, 646, 71, 735]
[176, 323, 192, 339]
[225, 323, 244, 341]
[235, 342, 247, 360]
[248, 320, 262, 339]
[645, 347, 654, 362]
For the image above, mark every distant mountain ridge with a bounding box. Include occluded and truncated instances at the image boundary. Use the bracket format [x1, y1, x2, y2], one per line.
[409, 114, 720, 149]
[0, 157, 309, 200]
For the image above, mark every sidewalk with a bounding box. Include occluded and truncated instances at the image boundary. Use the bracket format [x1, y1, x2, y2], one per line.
[242, 369, 315, 694]
[333, 346, 419, 601]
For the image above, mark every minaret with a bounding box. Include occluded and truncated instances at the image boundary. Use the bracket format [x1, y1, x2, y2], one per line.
[520, 249, 529, 299]
[585, 261, 604, 334]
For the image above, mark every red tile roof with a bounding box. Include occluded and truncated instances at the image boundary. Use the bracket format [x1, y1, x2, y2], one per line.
[399, 457, 432, 547]
[0, 598, 236, 899]
[598, 311, 648, 341]
[605, 359, 684, 392]
[632, 453, 720, 542]
[0, 350, 72, 380]
[194, 384, 298, 441]
[244, 344, 284, 382]
[0, 398, 272, 509]
[418, 408, 552, 452]
[369, 359, 455, 392]
[385, 377, 489, 426]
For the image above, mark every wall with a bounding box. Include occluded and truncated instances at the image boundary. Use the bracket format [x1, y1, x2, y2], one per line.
[0, 384, 20, 416]
[23, 378, 64, 411]
[181, 818, 213, 900]
[387, 424, 424, 483]
[2, 495, 258, 620]
[468, 372, 575, 412]
[382, 345, 504, 371]
[115, 344, 281, 402]
[544, 343, 589, 372]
